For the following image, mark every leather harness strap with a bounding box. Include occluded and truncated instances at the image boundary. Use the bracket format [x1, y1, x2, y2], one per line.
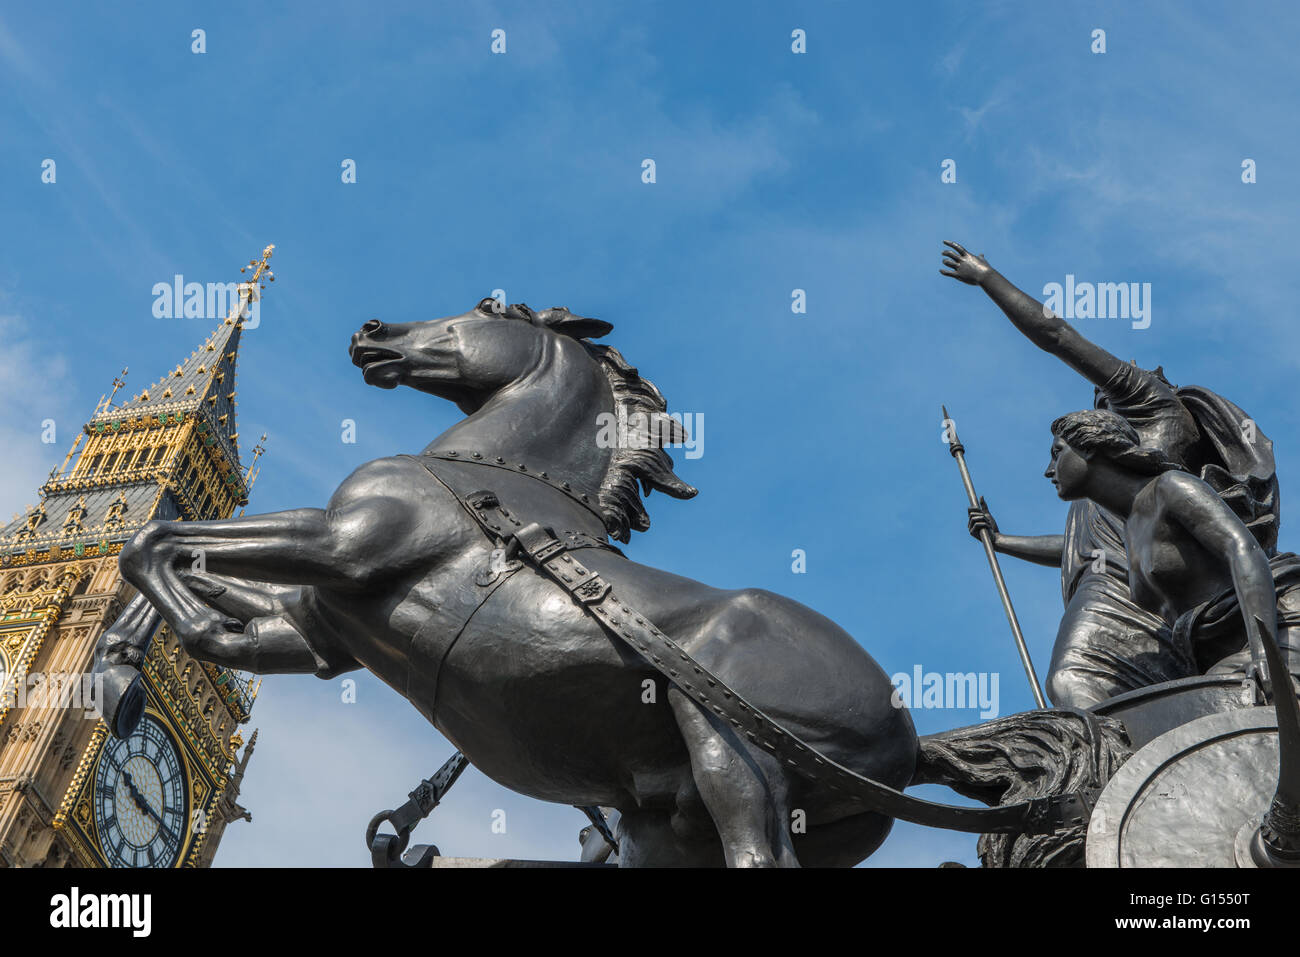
[414, 455, 1097, 837]
[422, 448, 612, 529]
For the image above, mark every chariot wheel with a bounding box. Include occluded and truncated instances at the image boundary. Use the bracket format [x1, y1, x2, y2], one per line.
[1086, 706, 1289, 867]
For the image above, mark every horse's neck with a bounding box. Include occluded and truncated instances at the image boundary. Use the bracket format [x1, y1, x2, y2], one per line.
[426, 342, 613, 498]
[442, 464, 610, 539]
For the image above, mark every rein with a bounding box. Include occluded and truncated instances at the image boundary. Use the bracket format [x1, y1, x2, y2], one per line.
[402, 456, 1099, 840]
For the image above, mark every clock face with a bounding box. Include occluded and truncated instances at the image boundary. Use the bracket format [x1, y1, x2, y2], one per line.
[93, 713, 189, 868]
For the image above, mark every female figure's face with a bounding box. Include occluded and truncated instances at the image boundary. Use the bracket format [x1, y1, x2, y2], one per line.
[1045, 437, 1091, 500]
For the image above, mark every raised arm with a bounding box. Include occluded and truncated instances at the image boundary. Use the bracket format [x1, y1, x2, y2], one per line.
[941, 241, 1126, 390]
[1159, 471, 1278, 671]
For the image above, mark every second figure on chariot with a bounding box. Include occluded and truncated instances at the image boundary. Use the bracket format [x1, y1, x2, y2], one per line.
[940, 241, 1296, 708]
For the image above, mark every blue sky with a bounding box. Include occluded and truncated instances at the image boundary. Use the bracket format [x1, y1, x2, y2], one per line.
[2, 1, 1298, 867]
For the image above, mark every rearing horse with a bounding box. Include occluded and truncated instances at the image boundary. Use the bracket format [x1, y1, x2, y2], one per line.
[99, 298, 923, 866]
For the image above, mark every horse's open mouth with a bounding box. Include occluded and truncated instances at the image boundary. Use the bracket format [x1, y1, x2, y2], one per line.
[351, 346, 405, 386]
[350, 345, 402, 368]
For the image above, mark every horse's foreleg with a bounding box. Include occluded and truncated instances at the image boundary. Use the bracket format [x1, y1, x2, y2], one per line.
[178, 570, 298, 622]
[122, 507, 401, 590]
[102, 506, 390, 735]
[667, 687, 800, 868]
[97, 572, 334, 736]
[176, 571, 331, 674]
[101, 546, 239, 674]
[95, 588, 169, 736]
[116, 506, 394, 652]
[106, 571, 322, 674]
[95, 593, 162, 671]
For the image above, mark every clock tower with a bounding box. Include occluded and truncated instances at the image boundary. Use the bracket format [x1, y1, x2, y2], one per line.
[0, 247, 273, 867]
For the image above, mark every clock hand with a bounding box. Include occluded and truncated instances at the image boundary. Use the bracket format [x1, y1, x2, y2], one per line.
[122, 770, 163, 824]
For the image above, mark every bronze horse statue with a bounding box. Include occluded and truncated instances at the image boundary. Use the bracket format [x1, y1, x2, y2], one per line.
[96, 299, 1088, 866]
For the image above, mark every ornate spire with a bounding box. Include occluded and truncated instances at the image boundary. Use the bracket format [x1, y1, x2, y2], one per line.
[92, 245, 275, 467]
[2, 245, 277, 549]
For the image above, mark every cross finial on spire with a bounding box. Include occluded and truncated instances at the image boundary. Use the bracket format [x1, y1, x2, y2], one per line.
[239, 244, 275, 281]
[95, 366, 129, 415]
[235, 434, 270, 517]
[233, 244, 275, 325]
[244, 433, 269, 488]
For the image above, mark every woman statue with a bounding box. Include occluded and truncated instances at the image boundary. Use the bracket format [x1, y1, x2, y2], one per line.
[942, 241, 1280, 708]
[1040, 408, 1300, 684]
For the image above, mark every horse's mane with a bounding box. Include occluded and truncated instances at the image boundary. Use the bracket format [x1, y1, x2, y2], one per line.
[587, 341, 699, 542]
[507, 302, 699, 543]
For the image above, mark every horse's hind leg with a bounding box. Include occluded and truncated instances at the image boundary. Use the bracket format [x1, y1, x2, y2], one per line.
[667, 687, 799, 868]
[792, 811, 895, 867]
[615, 809, 722, 867]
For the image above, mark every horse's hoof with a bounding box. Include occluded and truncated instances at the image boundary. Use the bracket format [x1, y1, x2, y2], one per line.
[99, 665, 146, 739]
[105, 641, 145, 668]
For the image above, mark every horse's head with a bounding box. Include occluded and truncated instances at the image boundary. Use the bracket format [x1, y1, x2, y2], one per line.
[349, 298, 613, 409]
[350, 298, 696, 541]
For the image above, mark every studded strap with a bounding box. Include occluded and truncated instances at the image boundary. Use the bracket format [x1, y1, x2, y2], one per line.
[414, 458, 1094, 837]
[422, 449, 610, 529]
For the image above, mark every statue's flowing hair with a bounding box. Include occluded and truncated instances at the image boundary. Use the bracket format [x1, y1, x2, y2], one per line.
[497, 301, 698, 543]
[1049, 409, 1184, 475]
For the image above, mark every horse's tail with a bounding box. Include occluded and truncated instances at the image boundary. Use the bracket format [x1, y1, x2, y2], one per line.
[911, 709, 1131, 865]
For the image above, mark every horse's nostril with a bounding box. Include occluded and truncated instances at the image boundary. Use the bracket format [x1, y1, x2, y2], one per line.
[361, 319, 385, 336]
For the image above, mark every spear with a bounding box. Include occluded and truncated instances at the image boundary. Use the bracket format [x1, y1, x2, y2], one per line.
[941, 405, 1047, 708]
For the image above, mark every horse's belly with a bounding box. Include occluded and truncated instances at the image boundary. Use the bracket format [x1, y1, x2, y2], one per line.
[424, 550, 916, 810]
[432, 574, 687, 805]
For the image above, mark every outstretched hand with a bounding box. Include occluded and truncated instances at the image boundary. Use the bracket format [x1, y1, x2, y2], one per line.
[940, 241, 992, 286]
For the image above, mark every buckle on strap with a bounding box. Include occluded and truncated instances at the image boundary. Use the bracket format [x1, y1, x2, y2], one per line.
[1019, 788, 1099, 835]
[465, 490, 500, 511]
[510, 523, 612, 603]
[511, 522, 569, 564]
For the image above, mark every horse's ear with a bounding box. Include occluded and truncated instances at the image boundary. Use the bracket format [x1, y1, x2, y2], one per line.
[536, 307, 613, 340]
